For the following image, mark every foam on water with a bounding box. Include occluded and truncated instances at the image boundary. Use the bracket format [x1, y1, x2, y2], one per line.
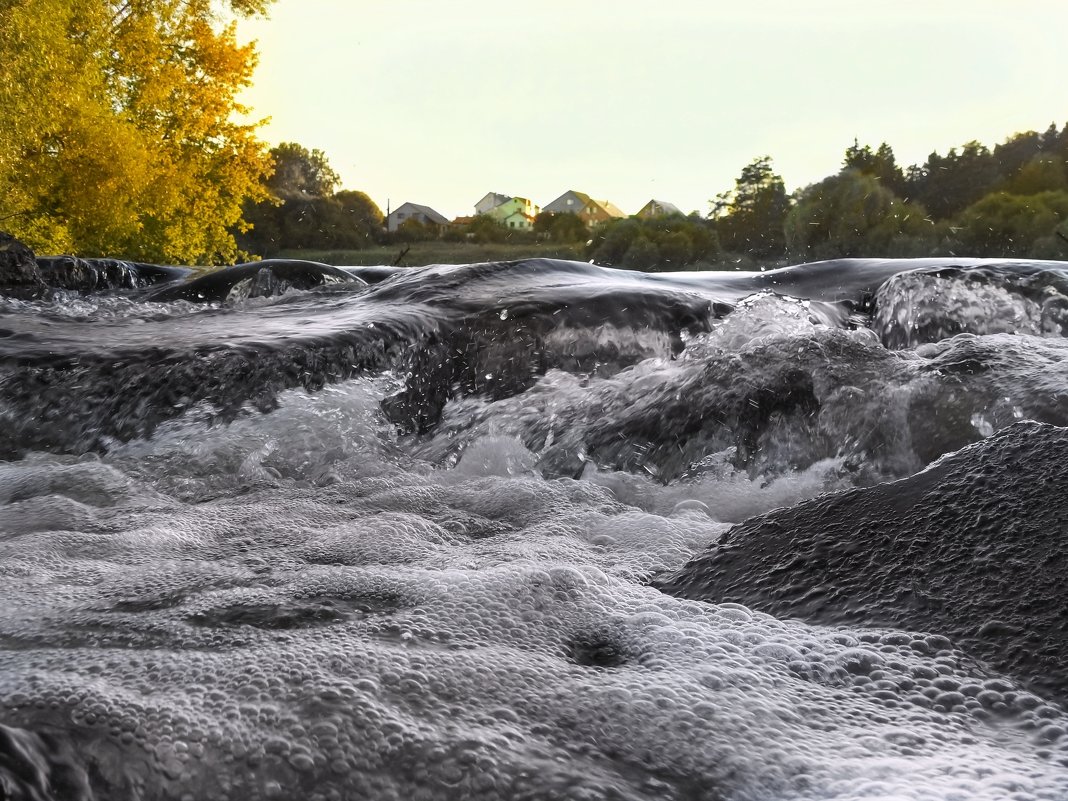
[1, 381, 1066, 800]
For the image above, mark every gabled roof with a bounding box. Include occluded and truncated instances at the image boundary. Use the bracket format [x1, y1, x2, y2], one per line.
[501, 209, 535, 222]
[390, 202, 449, 225]
[475, 192, 512, 210]
[491, 196, 535, 208]
[543, 190, 592, 214]
[640, 199, 683, 217]
[584, 199, 626, 218]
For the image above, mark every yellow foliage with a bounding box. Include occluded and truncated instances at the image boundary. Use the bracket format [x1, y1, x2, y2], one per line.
[0, 0, 273, 264]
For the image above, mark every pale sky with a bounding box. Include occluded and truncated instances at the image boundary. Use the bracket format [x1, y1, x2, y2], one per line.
[237, 1, 1068, 220]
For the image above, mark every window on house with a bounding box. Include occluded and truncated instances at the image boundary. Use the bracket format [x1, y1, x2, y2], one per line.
[397, 213, 406, 219]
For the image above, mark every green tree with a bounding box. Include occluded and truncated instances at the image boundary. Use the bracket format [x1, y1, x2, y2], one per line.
[657, 231, 693, 268]
[394, 218, 435, 244]
[267, 142, 341, 200]
[785, 170, 935, 259]
[992, 130, 1045, 182]
[240, 147, 381, 256]
[465, 215, 510, 244]
[1003, 155, 1068, 196]
[906, 141, 1000, 220]
[586, 215, 718, 270]
[710, 156, 790, 258]
[843, 140, 906, 196]
[333, 190, 384, 246]
[533, 212, 589, 243]
[588, 218, 639, 265]
[679, 214, 720, 263]
[622, 236, 660, 270]
[0, 0, 274, 263]
[952, 191, 1068, 257]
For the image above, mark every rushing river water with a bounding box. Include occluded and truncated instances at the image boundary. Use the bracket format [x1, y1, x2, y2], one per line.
[1, 256, 1067, 800]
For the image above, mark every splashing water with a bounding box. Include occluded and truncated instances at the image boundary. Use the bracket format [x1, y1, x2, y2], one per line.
[1, 256, 1068, 800]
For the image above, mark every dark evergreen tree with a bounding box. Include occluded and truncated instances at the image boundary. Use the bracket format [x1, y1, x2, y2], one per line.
[710, 156, 790, 258]
[843, 140, 906, 196]
[993, 131, 1045, 182]
[906, 141, 1000, 219]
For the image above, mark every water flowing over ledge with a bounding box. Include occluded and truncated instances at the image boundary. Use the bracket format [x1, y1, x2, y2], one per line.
[2, 251, 1068, 800]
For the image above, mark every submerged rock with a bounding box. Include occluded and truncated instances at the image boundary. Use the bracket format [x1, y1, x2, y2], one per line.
[36, 255, 190, 293]
[144, 259, 364, 302]
[657, 421, 1068, 703]
[873, 264, 1068, 348]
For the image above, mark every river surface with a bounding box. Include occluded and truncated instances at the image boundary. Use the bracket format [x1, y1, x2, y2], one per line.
[1, 256, 1067, 800]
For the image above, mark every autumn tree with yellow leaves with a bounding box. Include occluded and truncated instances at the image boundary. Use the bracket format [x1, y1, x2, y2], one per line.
[0, 0, 274, 263]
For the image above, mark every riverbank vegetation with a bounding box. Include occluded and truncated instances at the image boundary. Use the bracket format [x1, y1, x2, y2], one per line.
[262, 126, 1068, 270]
[54, 123, 1068, 270]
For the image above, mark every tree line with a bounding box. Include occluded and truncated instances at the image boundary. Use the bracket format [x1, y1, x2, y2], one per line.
[160, 122, 1068, 269]
[712, 127, 1068, 265]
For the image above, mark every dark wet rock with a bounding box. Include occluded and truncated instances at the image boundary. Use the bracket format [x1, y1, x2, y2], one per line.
[36, 256, 190, 293]
[0, 328, 410, 456]
[426, 326, 1068, 485]
[910, 334, 1068, 464]
[375, 261, 721, 434]
[0, 233, 47, 300]
[0, 722, 93, 801]
[428, 329, 919, 482]
[1, 240, 186, 299]
[657, 421, 1068, 703]
[5, 258, 1068, 464]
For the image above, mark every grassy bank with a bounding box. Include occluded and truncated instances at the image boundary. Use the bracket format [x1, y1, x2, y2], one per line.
[276, 241, 586, 267]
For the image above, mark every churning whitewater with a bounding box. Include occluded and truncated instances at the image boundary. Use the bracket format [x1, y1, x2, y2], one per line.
[1, 252, 1068, 801]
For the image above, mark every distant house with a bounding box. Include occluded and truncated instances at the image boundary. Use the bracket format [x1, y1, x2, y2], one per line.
[483, 195, 541, 230]
[474, 192, 512, 216]
[542, 190, 591, 216]
[579, 199, 627, 228]
[386, 202, 450, 233]
[636, 199, 683, 218]
[499, 209, 536, 230]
